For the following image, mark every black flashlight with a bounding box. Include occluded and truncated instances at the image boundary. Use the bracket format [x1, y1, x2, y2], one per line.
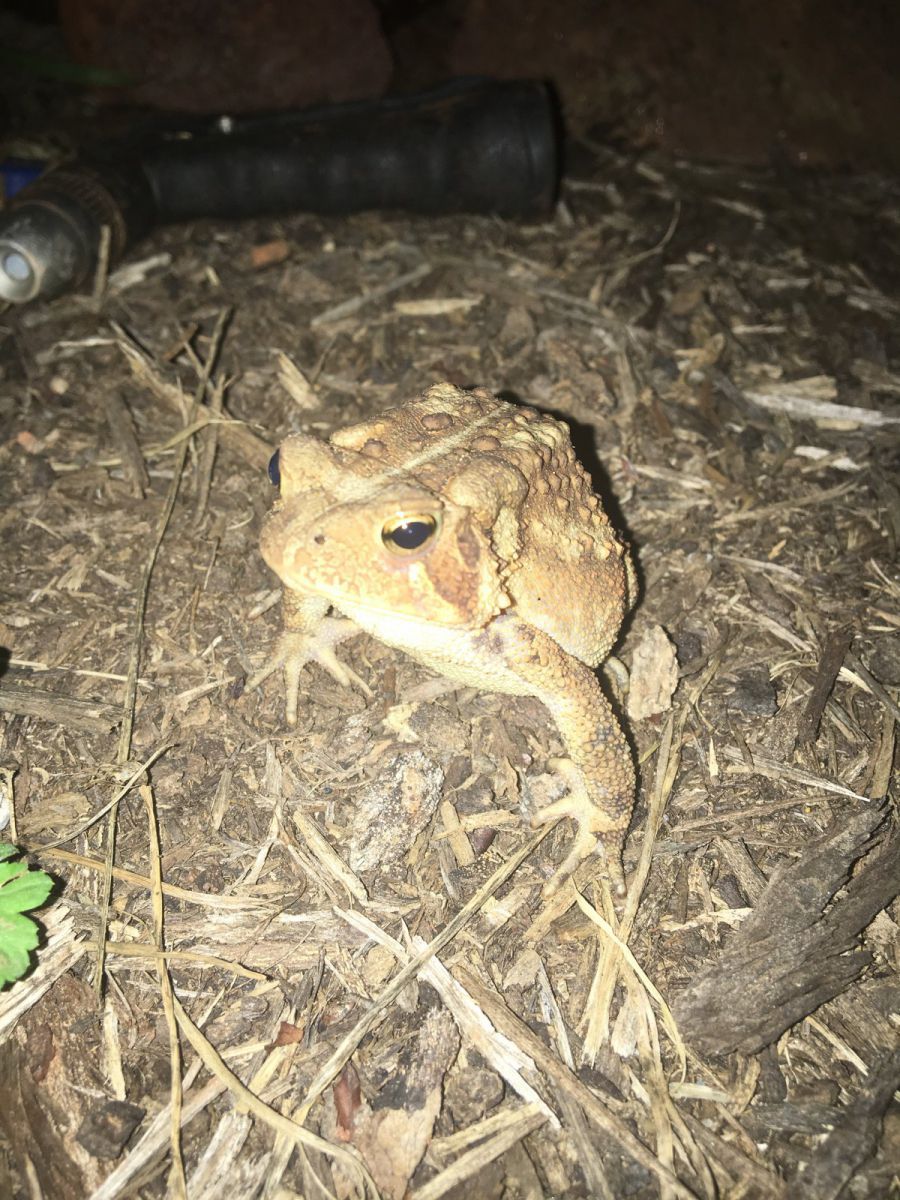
[0, 78, 560, 304]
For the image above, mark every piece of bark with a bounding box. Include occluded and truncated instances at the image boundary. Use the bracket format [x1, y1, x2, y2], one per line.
[168, 907, 371, 973]
[789, 1047, 900, 1200]
[673, 804, 898, 1055]
[0, 973, 113, 1195]
[0, 681, 119, 734]
[817, 976, 900, 1063]
[797, 624, 853, 745]
[328, 1006, 460, 1200]
[740, 1101, 841, 1138]
[101, 392, 149, 498]
[713, 836, 768, 905]
[347, 749, 444, 872]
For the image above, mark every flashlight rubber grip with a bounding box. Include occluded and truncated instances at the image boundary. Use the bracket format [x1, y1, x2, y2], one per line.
[140, 78, 559, 221]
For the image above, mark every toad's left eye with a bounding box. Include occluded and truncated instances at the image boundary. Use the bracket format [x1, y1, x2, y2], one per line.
[381, 513, 439, 554]
[267, 450, 281, 487]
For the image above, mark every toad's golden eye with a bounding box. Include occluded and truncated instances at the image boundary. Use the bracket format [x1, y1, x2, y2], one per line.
[381, 513, 439, 554]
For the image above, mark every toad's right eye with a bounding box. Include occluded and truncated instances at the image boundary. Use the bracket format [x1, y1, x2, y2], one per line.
[267, 450, 281, 487]
[381, 513, 440, 554]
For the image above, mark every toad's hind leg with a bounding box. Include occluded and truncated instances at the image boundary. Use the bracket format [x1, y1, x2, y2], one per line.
[496, 618, 635, 899]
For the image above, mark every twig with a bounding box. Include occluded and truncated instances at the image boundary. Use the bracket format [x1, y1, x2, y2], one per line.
[744, 385, 900, 428]
[714, 480, 859, 526]
[86, 940, 266, 980]
[33, 741, 173, 850]
[534, 960, 614, 1199]
[846, 654, 900, 725]
[115, 326, 272, 470]
[574, 889, 686, 1079]
[142, 783, 186, 1197]
[91, 223, 112, 310]
[412, 1105, 547, 1200]
[311, 262, 434, 327]
[799, 625, 854, 745]
[601, 201, 681, 273]
[718, 745, 872, 802]
[115, 309, 230, 765]
[192, 375, 227, 525]
[33, 846, 272, 910]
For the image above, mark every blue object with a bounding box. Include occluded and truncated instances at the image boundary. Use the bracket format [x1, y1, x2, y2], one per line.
[1, 159, 45, 200]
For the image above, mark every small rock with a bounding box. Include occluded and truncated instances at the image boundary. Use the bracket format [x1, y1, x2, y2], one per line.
[76, 1100, 144, 1159]
[674, 629, 704, 670]
[867, 635, 900, 686]
[444, 1063, 505, 1126]
[726, 665, 777, 716]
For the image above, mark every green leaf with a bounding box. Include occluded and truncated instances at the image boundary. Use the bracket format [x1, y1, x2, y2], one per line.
[0, 860, 25, 888]
[0, 865, 53, 914]
[0, 849, 54, 985]
[0, 910, 41, 986]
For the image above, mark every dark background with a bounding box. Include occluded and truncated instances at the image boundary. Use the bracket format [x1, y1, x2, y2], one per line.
[2, 0, 900, 171]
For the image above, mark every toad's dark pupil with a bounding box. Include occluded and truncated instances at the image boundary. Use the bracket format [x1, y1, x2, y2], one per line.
[386, 519, 434, 550]
[267, 450, 281, 487]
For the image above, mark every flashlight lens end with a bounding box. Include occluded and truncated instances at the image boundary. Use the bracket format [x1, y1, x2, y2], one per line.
[0, 244, 38, 302]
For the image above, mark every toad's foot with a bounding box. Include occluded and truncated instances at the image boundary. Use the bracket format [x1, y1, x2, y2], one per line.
[531, 757, 627, 902]
[247, 617, 371, 725]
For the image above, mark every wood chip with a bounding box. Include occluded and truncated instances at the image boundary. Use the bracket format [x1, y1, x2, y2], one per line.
[673, 806, 898, 1054]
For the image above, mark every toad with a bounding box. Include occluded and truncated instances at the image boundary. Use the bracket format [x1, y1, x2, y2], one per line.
[251, 383, 636, 896]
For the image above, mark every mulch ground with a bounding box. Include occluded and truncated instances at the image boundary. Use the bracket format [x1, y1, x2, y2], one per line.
[1, 144, 898, 1199]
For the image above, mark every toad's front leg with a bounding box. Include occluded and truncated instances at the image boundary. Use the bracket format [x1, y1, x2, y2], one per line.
[500, 620, 635, 900]
[247, 589, 370, 725]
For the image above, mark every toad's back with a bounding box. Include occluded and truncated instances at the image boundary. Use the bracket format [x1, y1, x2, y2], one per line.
[326, 383, 633, 667]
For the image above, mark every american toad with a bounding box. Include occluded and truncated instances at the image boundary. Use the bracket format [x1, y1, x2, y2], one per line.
[251, 383, 636, 896]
